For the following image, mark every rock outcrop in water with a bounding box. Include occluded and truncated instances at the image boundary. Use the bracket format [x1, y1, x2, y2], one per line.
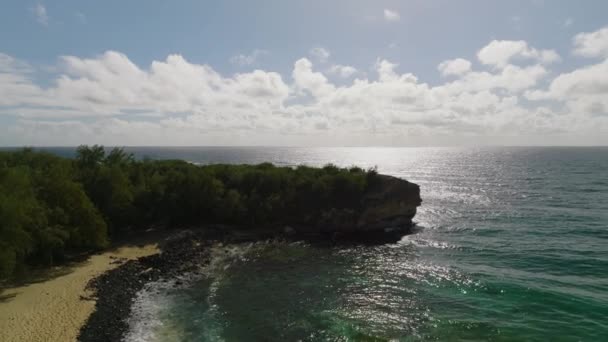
[289, 175, 421, 241]
[194, 174, 422, 243]
[357, 175, 422, 230]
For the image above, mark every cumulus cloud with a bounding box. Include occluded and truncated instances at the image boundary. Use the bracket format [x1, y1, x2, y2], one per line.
[438, 58, 472, 77]
[441, 64, 547, 94]
[0, 53, 41, 107]
[477, 40, 560, 68]
[0, 51, 289, 119]
[573, 26, 608, 58]
[383, 9, 400, 22]
[30, 3, 49, 26]
[1, 33, 608, 145]
[526, 59, 608, 117]
[329, 64, 357, 78]
[0, 53, 33, 73]
[293, 58, 335, 97]
[230, 49, 268, 66]
[527, 26, 608, 119]
[309, 47, 330, 63]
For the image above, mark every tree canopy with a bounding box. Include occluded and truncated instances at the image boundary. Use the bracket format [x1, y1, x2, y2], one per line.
[0, 146, 375, 279]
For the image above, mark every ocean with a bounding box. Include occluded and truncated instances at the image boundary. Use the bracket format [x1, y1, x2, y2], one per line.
[35, 147, 608, 341]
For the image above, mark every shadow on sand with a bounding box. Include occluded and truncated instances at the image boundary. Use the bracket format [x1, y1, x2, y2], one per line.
[0, 229, 167, 302]
[0, 292, 17, 303]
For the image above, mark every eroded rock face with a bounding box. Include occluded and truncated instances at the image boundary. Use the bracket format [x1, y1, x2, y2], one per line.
[356, 175, 422, 232]
[180, 174, 421, 242]
[296, 174, 422, 239]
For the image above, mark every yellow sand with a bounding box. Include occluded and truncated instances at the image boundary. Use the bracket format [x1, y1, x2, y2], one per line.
[0, 245, 159, 342]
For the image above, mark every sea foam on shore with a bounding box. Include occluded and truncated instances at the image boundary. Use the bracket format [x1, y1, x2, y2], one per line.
[122, 243, 257, 342]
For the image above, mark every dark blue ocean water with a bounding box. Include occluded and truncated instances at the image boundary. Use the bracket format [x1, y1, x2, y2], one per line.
[30, 147, 608, 341]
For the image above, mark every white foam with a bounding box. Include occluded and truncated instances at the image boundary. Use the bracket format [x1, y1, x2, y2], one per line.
[399, 234, 452, 250]
[123, 279, 178, 342]
[122, 242, 261, 342]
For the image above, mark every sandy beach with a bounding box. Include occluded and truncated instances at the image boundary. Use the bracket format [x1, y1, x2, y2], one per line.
[0, 245, 158, 342]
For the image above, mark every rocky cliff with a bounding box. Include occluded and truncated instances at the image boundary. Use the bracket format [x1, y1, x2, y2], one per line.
[141, 174, 422, 243]
[357, 175, 422, 231]
[286, 174, 422, 241]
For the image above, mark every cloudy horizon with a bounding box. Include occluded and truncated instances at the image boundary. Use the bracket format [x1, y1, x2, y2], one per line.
[1, 1, 608, 146]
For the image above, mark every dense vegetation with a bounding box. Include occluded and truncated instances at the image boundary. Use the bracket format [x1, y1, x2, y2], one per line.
[0, 146, 375, 279]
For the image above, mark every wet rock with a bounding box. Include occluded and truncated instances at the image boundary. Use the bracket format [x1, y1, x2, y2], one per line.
[78, 233, 213, 342]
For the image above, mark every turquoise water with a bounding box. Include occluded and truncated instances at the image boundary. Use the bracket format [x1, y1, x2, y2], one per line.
[44, 147, 608, 341]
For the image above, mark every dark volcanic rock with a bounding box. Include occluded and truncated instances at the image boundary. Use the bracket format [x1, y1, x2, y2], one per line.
[357, 175, 422, 231]
[78, 232, 211, 342]
[292, 174, 422, 239]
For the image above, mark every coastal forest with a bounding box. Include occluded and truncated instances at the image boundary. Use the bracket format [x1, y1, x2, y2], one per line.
[0, 146, 375, 279]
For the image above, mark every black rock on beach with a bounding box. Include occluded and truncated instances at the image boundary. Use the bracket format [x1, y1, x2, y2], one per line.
[77, 231, 211, 342]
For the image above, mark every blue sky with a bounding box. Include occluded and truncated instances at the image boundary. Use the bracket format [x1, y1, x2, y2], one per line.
[1, 0, 608, 145]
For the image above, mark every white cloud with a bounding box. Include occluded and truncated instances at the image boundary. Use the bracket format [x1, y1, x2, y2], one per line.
[1, 34, 608, 146]
[309, 47, 330, 63]
[329, 64, 357, 78]
[438, 58, 472, 77]
[526, 59, 608, 99]
[30, 3, 49, 26]
[441, 64, 548, 94]
[0, 53, 33, 73]
[563, 18, 574, 28]
[526, 59, 608, 117]
[293, 58, 335, 97]
[477, 40, 560, 68]
[0, 53, 41, 107]
[573, 26, 608, 58]
[383, 9, 400, 22]
[230, 49, 268, 66]
[0, 51, 289, 119]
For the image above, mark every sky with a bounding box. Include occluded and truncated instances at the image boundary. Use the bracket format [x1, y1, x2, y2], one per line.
[1, 0, 608, 146]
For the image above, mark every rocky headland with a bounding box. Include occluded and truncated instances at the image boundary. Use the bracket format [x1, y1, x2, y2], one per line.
[78, 174, 421, 342]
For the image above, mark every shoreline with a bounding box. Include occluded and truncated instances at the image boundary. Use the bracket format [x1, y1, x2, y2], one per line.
[77, 227, 414, 341]
[1, 224, 415, 342]
[0, 244, 158, 342]
[78, 230, 212, 342]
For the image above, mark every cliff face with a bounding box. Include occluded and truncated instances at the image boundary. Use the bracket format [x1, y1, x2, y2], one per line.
[356, 175, 422, 232]
[174, 174, 422, 243]
[289, 175, 422, 240]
